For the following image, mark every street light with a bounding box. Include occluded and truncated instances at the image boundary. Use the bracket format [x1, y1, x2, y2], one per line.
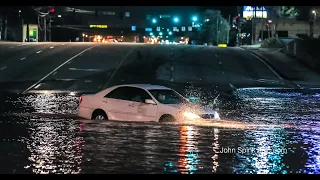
[85, 35, 88, 37]
[168, 31, 172, 35]
[192, 16, 198, 21]
[150, 32, 153, 36]
[159, 32, 163, 36]
[82, 33, 85, 42]
[312, 10, 316, 14]
[152, 18, 157, 23]
[173, 17, 179, 23]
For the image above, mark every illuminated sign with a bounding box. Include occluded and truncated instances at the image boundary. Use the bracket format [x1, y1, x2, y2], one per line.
[90, 25, 108, 28]
[145, 28, 152, 31]
[243, 6, 267, 20]
[131, 26, 136, 31]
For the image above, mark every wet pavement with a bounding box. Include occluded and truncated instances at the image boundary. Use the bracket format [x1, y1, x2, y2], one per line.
[0, 87, 320, 174]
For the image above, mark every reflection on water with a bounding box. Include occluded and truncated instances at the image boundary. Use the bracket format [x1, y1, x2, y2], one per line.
[23, 119, 83, 174]
[177, 126, 200, 174]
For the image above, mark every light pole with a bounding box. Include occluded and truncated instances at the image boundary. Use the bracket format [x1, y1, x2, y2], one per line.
[310, 10, 317, 38]
[82, 33, 85, 42]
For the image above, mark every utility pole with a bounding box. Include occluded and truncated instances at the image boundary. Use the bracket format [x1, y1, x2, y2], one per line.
[216, 12, 219, 45]
[48, 15, 51, 42]
[261, 7, 264, 41]
[251, 6, 256, 45]
[44, 16, 47, 42]
[3, 15, 7, 40]
[227, 14, 230, 44]
[20, 10, 24, 42]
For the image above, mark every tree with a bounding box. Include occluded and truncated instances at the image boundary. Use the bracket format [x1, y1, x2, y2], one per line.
[200, 9, 230, 45]
[276, 6, 299, 18]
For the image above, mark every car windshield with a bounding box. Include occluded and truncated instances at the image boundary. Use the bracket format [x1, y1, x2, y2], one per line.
[148, 89, 186, 104]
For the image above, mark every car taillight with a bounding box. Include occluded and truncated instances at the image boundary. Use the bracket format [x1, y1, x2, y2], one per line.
[79, 96, 83, 105]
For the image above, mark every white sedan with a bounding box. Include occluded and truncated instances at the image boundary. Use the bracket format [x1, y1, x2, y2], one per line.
[78, 84, 220, 122]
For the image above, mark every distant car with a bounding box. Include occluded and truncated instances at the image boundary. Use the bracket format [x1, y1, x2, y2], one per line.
[78, 84, 220, 122]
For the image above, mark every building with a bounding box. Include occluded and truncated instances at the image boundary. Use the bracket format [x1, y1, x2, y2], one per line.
[51, 6, 201, 42]
[239, 6, 320, 44]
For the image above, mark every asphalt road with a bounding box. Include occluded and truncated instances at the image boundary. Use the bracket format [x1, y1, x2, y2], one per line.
[0, 42, 295, 95]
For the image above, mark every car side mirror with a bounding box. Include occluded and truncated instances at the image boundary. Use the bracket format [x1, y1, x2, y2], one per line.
[145, 99, 156, 105]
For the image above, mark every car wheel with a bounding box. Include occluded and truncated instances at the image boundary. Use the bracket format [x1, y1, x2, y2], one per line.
[92, 110, 108, 120]
[159, 114, 175, 123]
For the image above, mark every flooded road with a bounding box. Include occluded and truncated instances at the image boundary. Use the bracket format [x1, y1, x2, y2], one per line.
[0, 88, 320, 174]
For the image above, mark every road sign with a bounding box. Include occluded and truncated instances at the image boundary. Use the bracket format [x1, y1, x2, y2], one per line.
[131, 26, 136, 31]
[181, 26, 185, 31]
[145, 28, 152, 32]
[188, 26, 192, 31]
[157, 27, 160, 31]
[173, 27, 178, 32]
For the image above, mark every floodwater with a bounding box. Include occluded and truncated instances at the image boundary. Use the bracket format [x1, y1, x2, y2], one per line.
[0, 88, 320, 174]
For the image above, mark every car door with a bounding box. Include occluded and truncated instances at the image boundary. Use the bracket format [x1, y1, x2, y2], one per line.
[126, 87, 158, 122]
[101, 87, 131, 121]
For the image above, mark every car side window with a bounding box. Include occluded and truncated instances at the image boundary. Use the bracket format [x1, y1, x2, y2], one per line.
[128, 87, 153, 103]
[104, 87, 131, 101]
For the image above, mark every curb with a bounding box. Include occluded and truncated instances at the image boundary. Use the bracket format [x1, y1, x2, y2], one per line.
[248, 50, 291, 81]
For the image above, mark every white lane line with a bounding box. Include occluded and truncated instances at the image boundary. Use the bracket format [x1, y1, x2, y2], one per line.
[52, 71, 58, 76]
[84, 80, 92, 83]
[250, 52, 283, 80]
[34, 84, 41, 89]
[36, 50, 42, 54]
[20, 57, 26, 61]
[22, 45, 97, 94]
[56, 78, 77, 81]
[0, 66, 7, 71]
[103, 47, 135, 88]
[69, 68, 103, 72]
[50, 46, 54, 49]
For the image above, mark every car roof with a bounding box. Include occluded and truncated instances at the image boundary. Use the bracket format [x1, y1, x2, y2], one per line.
[116, 84, 172, 90]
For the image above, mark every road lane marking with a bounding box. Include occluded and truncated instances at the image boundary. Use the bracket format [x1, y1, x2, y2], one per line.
[34, 84, 41, 89]
[22, 45, 97, 94]
[52, 71, 57, 76]
[84, 80, 92, 83]
[69, 68, 103, 72]
[36, 50, 42, 54]
[0, 66, 7, 71]
[103, 47, 135, 88]
[50, 46, 54, 49]
[20, 57, 26, 61]
[56, 79, 77, 81]
[250, 52, 283, 80]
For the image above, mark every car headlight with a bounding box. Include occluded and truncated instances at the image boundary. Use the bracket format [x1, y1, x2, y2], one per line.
[214, 111, 220, 120]
[183, 112, 200, 119]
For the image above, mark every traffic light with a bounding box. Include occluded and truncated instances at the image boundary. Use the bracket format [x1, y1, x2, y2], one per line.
[236, 15, 239, 24]
[50, 8, 55, 13]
